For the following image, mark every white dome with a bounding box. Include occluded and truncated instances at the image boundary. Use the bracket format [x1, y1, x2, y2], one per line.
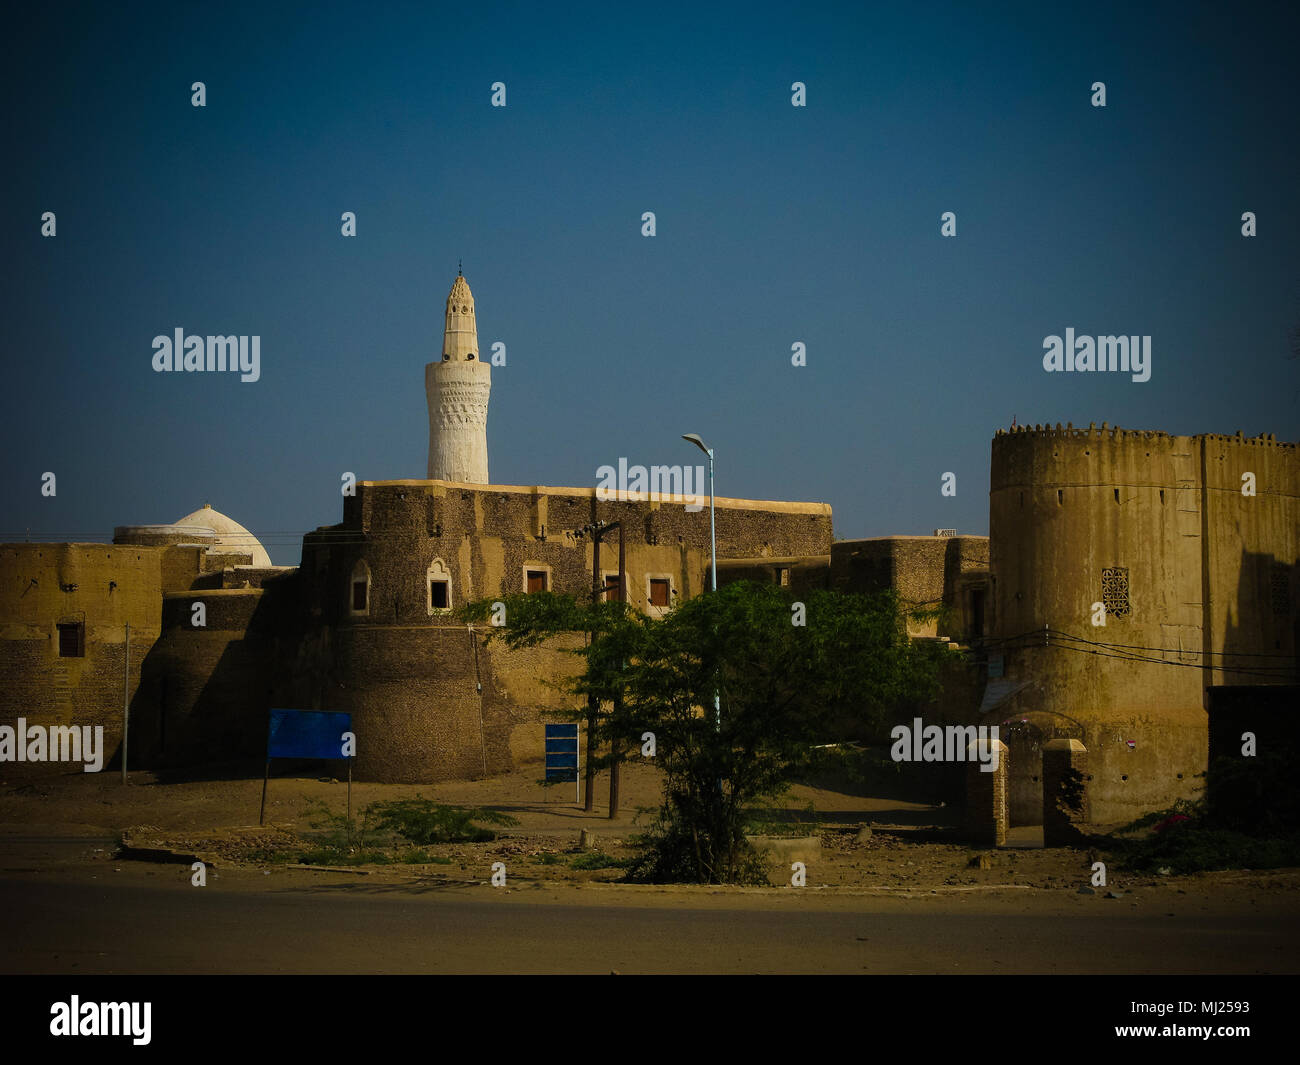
[172, 504, 272, 568]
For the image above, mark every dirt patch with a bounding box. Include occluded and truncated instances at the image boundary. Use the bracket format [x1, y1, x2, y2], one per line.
[3, 763, 1299, 902]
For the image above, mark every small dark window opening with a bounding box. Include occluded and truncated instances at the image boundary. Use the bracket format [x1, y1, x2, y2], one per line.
[57, 622, 84, 657]
[604, 575, 624, 601]
[1057, 489, 1064, 505]
[430, 580, 450, 609]
[649, 579, 671, 607]
[352, 580, 368, 611]
[1113, 488, 1120, 503]
[1160, 490, 1165, 504]
[526, 570, 547, 593]
[467, 353, 476, 360]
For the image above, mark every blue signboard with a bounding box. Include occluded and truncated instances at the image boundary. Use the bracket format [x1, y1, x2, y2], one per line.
[267, 708, 353, 761]
[544, 723, 579, 783]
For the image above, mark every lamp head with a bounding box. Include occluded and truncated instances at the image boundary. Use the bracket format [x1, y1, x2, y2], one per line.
[682, 433, 712, 456]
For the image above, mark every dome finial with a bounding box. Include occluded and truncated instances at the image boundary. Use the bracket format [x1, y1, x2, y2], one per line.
[458, 259, 462, 276]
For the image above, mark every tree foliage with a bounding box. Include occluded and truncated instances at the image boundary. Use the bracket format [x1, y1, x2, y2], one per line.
[461, 581, 944, 883]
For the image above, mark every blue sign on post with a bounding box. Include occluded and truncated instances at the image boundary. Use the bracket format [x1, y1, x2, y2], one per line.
[261, 709, 354, 825]
[544, 723, 580, 803]
[268, 708, 353, 760]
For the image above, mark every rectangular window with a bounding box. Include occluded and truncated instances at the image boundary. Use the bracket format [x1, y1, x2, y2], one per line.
[1101, 566, 1130, 618]
[649, 578, 671, 607]
[57, 622, 84, 657]
[969, 588, 985, 638]
[526, 570, 548, 594]
[352, 580, 368, 612]
[604, 574, 624, 601]
[430, 580, 450, 609]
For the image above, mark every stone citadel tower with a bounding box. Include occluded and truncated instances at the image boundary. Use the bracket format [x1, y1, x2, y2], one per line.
[426, 271, 491, 482]
[986, 423, 1298, 824]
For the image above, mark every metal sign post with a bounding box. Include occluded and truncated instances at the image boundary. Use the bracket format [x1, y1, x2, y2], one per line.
[260, 708, 354, 825]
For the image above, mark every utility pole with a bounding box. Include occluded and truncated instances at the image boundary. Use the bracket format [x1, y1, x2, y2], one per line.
[577, 517, 626, 816]
[608, 520, 625, 819]
[579, 518, 611, 812]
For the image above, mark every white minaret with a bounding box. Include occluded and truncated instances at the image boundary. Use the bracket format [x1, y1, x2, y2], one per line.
[426, 269, 491, 482]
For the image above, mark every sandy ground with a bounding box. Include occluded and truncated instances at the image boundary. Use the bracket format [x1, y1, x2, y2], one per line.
[2, 760, 1298, 913]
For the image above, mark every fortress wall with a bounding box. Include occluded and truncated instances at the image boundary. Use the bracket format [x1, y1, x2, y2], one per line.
[131, 589, 289, 769]
[285, 623, 585, 782]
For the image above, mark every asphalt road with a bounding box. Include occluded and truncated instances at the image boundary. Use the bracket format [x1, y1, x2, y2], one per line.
[2, 872, 1297, 974]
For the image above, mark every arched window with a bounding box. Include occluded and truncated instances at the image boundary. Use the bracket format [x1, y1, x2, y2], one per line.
[427, 558, 453, 613]
[350, 559, 371, 616]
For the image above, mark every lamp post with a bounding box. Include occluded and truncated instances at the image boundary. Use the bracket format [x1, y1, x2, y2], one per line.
[682, 434, 720, 732]
[681, 434, 716, 594]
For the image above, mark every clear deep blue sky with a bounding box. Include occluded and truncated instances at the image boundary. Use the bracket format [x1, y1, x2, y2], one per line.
[3, 0, 1297, 564]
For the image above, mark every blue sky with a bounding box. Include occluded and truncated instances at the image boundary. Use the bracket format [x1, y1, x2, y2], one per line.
[3, 0, 1297, 563]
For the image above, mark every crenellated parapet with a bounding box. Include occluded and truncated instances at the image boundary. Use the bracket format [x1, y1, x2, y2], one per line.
[994, 422, 1291, 447]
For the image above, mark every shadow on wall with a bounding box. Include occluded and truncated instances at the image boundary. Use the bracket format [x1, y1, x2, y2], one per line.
[1216, 548, 1299, 687]
[128, 588, 294, 777]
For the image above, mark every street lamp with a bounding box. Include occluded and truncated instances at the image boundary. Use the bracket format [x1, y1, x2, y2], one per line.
[681, 434, 716, 593]
[682, 433, 720, 732]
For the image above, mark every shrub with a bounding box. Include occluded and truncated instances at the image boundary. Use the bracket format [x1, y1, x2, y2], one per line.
[366, 798, 519, 844]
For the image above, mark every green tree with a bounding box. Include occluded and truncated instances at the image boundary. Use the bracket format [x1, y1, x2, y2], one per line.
[461, 581, 944, 884]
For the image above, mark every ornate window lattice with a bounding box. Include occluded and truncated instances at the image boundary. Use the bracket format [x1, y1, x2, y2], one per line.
[1101, 567, 1131, 619]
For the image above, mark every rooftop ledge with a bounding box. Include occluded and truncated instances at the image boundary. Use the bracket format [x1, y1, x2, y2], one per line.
[358, 479, 833, 516]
